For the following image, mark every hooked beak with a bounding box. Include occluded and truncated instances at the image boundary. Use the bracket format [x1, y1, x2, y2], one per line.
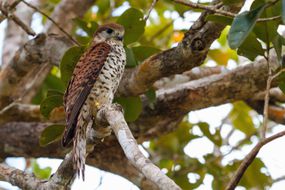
[116, 35, 123, 41]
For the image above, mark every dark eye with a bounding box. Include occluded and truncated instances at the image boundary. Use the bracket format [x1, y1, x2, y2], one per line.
[106, 28, 113, 34]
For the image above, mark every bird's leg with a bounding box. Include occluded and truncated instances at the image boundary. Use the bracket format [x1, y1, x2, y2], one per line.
[111, 103, 124, 113]
[93, 103, 112, 139]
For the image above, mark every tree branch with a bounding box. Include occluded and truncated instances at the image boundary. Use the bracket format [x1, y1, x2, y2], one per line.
[0, 153, 75, 190]
[0, 2, 35, 36]
[134, 55, 280, 139]
[97, 104, 181, 190]
[21, 0, 79, 46]
[154, 66, 227, 89]
[225, 130, 285, 190]
[0, 34, 72, 110]
[44, 0, 96, 34]
[40, 153, 75, 190]
[22, 0, 96, 103]
[174, 0, 281, 22]
[247, 100, 285, 125]
[1, 0, 42, 67]
[252, 87, 285, 103]
[117, 1, 243, 96]
[0, 54, 281, 133]
[0, 163, 50, 190]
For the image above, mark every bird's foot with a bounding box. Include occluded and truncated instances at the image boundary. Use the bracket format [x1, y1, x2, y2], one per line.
[94, 126, 112, 139]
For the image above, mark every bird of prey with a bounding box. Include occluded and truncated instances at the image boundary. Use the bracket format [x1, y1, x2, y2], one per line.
[62, 23, 126, 180]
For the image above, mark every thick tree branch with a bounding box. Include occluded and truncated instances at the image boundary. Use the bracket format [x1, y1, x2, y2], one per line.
[252, 87, 285, 103]
[0, 122, 158, 189]
[0, 163, 47, 190]
[134, 55, 280, 139]
[247, 100, 285, 125]
[154, 66, 227, 89]
[0, 154, 75, 190]
[0, 55, 281, 131]
[0, 1, 242, 109]
[0, 34, 71, 110]
[117, 2, 243, 96]
[97, 104, 181, 190]
[40, 153, 75, 190]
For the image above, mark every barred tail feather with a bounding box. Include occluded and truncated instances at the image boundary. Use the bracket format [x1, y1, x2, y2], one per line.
[72, 105, 90, 181]
[73, 125, 86, 180]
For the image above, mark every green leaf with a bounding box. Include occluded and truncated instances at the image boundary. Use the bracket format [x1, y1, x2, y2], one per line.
[45, 73, 66, 92]
[277, 72, 285, 82]
[60, 46, 85, 86]
[283, 0, 285, 24]
[197, 122, 211, 139]
[47, 89, 64, 97]
[117, 8, 146, 45]
[228, 4, 266, 49]
[145, 88, 156, 109]
[32, 73, 65, 104]
[40, 95, 63, 118]
[145, 88, 156, 104]
[115, 96, 142, 122]
[278, 81, 285, 94]
[206, 15, 233, 25]
[229, 101, 256, 135]
[150, 121, 197, 155]
[74, 18, 98, 37]
[75, 35, 92, 45]
[273, 34, 283, 63]
[237, 33, 264, 61]
[124, 46, 138, 67]
[32, 160, 52, 179]
[132, 46, 160, 62]
[97, 0, 110, 16]
[39, 124, 65, 147]
[197, 122, 222, 146]
[239, 158, 272, 188]
[252, 0, 281, 44]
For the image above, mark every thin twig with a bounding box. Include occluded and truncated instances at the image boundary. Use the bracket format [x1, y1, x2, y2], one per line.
[174, 0, 281, 22]
[144, 0, 159, 21]
[21, 0, 80, 46]
[261, 70, 272, 138]
[274, 176, 285, 183]
[0, 4, 36, 35]
[9, 0, 22, 10]
[261, 67, 285, 138]
[225, 130, 285, 190]
[0, 0, 22, 23]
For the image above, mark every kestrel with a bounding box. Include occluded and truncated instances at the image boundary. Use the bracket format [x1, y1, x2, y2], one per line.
[62, 23, 126, 180]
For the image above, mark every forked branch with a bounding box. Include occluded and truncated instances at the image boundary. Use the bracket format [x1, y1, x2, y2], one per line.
[97, 104, 182, 190]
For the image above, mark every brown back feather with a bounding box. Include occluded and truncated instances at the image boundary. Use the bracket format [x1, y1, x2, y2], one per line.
[62, 42, 111, 146]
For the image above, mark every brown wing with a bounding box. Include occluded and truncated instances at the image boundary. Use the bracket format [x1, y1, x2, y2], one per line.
[62, 42, 111, 146]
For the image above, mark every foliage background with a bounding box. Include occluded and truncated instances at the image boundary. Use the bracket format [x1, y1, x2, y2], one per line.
[1, 0, 285, 189]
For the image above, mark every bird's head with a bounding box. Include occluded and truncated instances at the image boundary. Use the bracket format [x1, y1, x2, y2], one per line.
[93, 23, 125, 44]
